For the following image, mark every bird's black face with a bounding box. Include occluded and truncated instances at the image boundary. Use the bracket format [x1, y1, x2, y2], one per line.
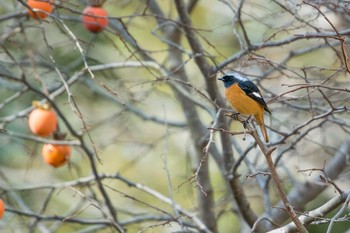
[218, 75, 234, 82]
[218, 74, 237, 88]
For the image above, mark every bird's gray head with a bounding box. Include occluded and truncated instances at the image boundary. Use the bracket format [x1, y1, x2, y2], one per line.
[218, 72, 247, 88]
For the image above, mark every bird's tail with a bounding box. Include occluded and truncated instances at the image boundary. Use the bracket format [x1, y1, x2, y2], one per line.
[255, 114, 269, 143]
[259, 123, 269, 143]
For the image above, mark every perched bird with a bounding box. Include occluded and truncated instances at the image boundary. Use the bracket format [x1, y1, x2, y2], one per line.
[218, 72, 271, 142]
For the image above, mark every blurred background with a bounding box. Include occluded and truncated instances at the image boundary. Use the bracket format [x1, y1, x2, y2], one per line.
[0, 0, 350, 232]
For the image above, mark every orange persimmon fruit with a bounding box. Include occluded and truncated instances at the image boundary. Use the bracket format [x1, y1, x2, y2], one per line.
[42, 144, 71, 168]
[28, 103, 58, 137]
[27, 0, 54, 19]
[0, 198, 4, 219]
[82, 6, 109, 33]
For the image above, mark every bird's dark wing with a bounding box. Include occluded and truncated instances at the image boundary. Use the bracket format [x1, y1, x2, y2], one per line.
[238, 80, 271, 114]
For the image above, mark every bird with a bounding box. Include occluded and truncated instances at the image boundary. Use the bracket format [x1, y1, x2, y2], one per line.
[218, 72, 271, 142]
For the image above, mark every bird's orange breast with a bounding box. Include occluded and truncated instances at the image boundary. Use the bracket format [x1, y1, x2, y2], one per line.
[225, 83, 264, 116]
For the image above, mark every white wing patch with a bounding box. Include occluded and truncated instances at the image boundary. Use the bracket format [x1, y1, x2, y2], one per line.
[251, 91, 262, 99]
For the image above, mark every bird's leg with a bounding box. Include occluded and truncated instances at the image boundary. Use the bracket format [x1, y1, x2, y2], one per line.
[242, 115, 253, 129]
[230, 112, 240, 121]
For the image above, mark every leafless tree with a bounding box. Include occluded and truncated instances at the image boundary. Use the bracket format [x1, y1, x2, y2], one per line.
[0, 0, 350, 232]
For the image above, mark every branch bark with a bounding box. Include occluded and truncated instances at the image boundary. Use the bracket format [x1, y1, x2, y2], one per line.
[258, 135, 350, 231]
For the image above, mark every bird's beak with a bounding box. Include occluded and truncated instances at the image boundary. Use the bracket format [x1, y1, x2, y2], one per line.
[218, 77, 224, 81]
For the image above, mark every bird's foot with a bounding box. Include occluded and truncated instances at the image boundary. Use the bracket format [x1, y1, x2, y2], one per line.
[230, 113, 240, 121]
[242, 115, 253, 129]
